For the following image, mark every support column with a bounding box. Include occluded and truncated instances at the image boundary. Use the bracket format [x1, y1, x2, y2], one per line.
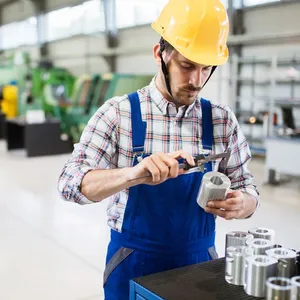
[102, 0, 118, 72]
[0, 5, 3, 54]
[31, 0, 49, 61]
[228, 0, 244, 116]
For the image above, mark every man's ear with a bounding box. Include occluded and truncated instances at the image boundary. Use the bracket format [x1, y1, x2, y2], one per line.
[153, 44, 162, 66]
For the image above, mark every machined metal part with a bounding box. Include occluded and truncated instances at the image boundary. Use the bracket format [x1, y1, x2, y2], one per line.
[266, 277, 293, 300]
[225, 246, 254, 286]
[244, 255, 278, 298]
[225, 231, 254, 254]
[296, 252, 300, 276]
[266, 248, 297, 278]
[246, 238, 274, 255]
[291, 276, 300, 300]
[248, 227, 275, 244]
[196, 171, 231, 209]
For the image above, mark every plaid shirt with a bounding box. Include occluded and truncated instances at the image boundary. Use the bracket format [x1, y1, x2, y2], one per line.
[58, 77, 259, 231]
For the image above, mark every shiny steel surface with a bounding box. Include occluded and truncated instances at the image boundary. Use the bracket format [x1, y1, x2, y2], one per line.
[266, 277, 293, 300]
[244, 255, 278, 297]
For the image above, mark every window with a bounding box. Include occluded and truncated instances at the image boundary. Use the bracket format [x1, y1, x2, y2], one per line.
[82, 0, 105, 33]
[0, 17, 37, 49]
[116, 0, 168, 28]
[43, 1, 105, 41]
[116, 0, 136, 28]
[21, 17, 38, 45]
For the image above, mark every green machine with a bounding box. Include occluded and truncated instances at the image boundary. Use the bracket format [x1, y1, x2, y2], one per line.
[64, 73, 111, 142]
[66, 73, 154, 143]
[29, 65, 75, 117]
[88, 73, 154, 117]
[62, 74, 94, 141]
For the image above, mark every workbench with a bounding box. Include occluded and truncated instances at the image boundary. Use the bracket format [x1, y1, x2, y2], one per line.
[265, 136, 300, 184]
[130, 258, 261, 300]
[5, 117, 73, 157]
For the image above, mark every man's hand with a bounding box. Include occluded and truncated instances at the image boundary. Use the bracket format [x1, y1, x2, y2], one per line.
[204, 189, 257, 220]
[128, 150, 195, 186]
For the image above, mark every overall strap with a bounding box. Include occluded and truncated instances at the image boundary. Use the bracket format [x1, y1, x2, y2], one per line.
[128, 92, 147, 154]
[200, 98, 213, 150]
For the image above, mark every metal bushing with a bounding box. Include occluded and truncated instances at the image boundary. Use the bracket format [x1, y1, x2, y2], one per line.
[266, 248, 297, 278]
[225, 231, 254, 254]
[225, 245, 254, 286]
[266, 277, 294, 300]
[248, 227, 275, 244]
[291, 276, 300, 300]
[244, 255, 278, 297]
[246, 238, 274, 255]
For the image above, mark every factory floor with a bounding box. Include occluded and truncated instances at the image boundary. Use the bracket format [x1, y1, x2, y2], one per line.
[1, 140, 300, 300]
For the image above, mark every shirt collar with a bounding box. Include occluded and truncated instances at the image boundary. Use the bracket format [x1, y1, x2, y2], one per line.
[148, 76, 201, 118]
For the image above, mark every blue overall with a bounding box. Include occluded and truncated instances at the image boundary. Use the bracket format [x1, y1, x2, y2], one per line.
[103, 93, 216, 300]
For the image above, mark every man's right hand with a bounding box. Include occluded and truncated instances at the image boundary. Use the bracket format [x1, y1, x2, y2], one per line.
[127, 150, 195, 186]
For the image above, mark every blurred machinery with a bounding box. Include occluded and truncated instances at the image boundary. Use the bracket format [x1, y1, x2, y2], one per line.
[0, 51, 154, 155]
[63, 73, 153, 143]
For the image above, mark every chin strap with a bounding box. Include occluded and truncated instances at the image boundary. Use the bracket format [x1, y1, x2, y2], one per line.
[159, 38, 172, 97]
[159, 38, 217, 95]
[202, 66, 217, 88]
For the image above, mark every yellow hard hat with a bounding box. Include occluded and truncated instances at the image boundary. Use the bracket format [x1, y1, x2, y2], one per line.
[152, 0, 229, 66]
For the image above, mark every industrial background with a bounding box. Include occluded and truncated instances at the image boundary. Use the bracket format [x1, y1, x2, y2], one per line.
[0, 0, 300, 299]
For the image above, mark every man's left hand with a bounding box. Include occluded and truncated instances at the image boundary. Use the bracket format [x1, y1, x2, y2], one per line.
[204, 189, 256, 220]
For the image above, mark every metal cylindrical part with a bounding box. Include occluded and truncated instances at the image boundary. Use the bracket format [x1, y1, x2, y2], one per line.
[196, 171, 231, 209]
[225, 231, 254, 254]
[266, 248, 297, 278]
[244, 255, 278, 297]
[296, 252, 300, 276]
[266, 277, 293, 300]
[225, 246, 254, 285]
[248, 227, 275, 243]
[246, 238, 274, 255]
[272, 244, 283, 249]
[291, 276, 300, 300]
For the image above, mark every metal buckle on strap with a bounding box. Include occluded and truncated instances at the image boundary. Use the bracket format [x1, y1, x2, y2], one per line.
[134, 151, 144, 163]
[133, 146, 145, 163]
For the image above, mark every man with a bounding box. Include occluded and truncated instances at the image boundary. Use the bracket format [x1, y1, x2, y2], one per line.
[58, 0, 259, 299]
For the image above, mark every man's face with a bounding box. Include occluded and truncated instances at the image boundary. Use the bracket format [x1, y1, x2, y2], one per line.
[163, 50, 213, 107]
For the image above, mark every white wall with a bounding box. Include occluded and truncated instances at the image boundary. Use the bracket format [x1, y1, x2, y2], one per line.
[2, 1, 35, 24]
[116, 25, 158, 75]
[48, 34, 110, 75]
[243, 2, 300, 37]
[242, 2, 300, 58]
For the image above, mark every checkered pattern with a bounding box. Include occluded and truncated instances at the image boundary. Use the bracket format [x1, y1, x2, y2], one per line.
[58, 77, 259, 232]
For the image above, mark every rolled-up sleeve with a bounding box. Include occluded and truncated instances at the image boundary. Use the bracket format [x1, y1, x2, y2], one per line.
[221, 110, 260, 214]
[57, 100, 119, 205]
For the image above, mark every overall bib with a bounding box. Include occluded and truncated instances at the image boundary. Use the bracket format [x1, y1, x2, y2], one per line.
[103, 92, 217, 300]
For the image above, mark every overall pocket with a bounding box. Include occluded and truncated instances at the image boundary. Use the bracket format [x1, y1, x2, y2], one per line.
[103, 247, 134, 286]
[208, 246, 219, 260]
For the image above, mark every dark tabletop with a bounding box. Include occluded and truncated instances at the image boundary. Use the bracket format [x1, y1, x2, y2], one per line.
[133, 258, 263, 300]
